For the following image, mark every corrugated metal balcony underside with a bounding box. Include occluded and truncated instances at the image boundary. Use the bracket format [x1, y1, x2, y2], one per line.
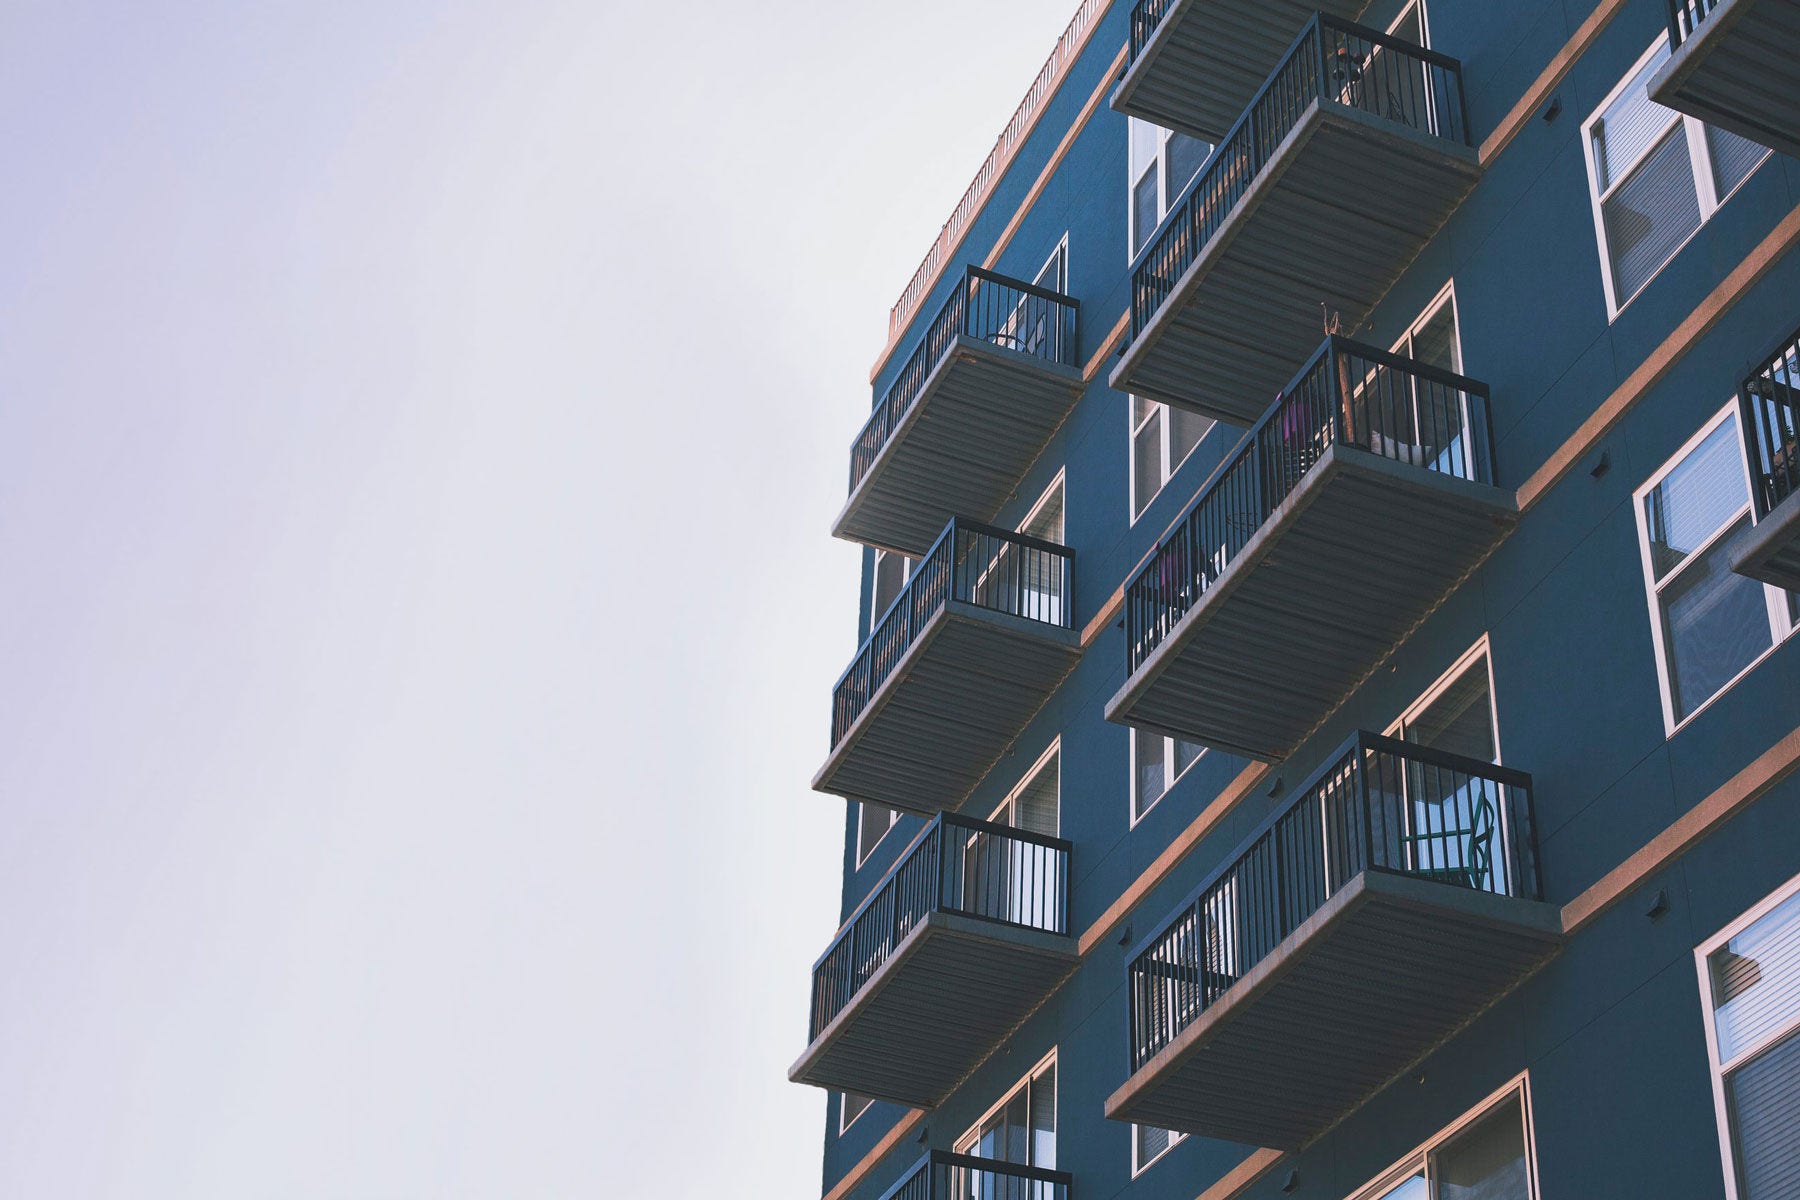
[790, 912, 1077, 1108]
[814, 604, 1081, 812]
[1105, 871, 1562, 1150]
[835, 337, 1084, 558]
[1106, 446, 1518, 762]
[1112, 0, 1373, 142]
[1111, 104, 1481, 426]
[1732, 491, 1800, 591]
[1649, 0, 1800, 161]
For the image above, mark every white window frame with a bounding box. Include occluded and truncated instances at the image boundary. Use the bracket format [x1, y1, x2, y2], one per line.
[1346, 1073, 1539, 1200]
[1388, 0, 1430, 44]
[1632, 402, 1796, 737]
[954, 1047, 1058, 1165]
[1128, 397, 1211, 523]
[868, 549, 912, 634]
[989, 739, 1062, 835]
[1130, 729, 1206, 827]
[855, 802, 901, 869]
[1127, 118, 1212, 258]
[1696, 868, 1800, 1200]
[1390, 281, 1462, 370]
[1386, 634, 1501, 762]
[1581, 36, 1772, 320]
[839, 1091, 874, 1135]
[1020, 470, 1067, 544]
[1036, 235, 1069, 294]
[1130, 1125, 1187, 1177]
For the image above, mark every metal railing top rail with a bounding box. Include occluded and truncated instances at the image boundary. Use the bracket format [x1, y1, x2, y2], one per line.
[1737, 319, 1800, 518]
[807, 810, 1073, 1038]
[852, 266, 1080, 495]
[881, 0, 1111, 345]
[815, 809, 1074, 976]
[830, 515, 1075, 721]
[1666, 0, 1720, 48]
[1124, 728, 1535, 964]
[1123, 729, 1541, 1070]
[1125, 13, 1468, 340]
[877, 1151, 1074, 1200]
[1122, 334, 1495, 672]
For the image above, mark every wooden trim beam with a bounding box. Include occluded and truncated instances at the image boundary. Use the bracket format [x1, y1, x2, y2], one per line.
[1516, 203, 1800, 512]
[1478, 0, 1630, 165]
[1078, 761, 1270, 955]
[822, 1110, 925, 1200]
[984, 47, 1131, 279]
[1195, 1149, 1288, 1200]
[1562, 724, 1800, 934]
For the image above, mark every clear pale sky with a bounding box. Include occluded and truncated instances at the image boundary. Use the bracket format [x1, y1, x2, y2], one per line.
[0, 1, 1071, 1195]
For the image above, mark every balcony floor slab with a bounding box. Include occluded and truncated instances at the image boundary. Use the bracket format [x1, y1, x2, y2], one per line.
[790, 911, 1077, 1108]
[1111, 102, 1480, 425]
[1106, 444, 1517, 761]
[815, 602, 1081, 812]
[1111, 0, 1374, 143]
[1731, 488, 1800, 591]
[835, 335, 1084, 558]
[1649, 0, 1800, 161]
[1105, 870, 1562, 1149]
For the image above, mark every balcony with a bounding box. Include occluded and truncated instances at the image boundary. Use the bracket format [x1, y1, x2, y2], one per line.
[1105, 733, 1561, 1149]
[790, 814, 1076, 1107]
[1113, 0, 1372, 142]
[874, 1152, 1071, 1200]
[1106, 338, 1516, 762]
[836, 267, 1083, 558]
[1731, 321, 1800, 589]
[1649, 0, 1800, 161]
[1109, 16, 1479, 425]
[814, 519, 1080, 812]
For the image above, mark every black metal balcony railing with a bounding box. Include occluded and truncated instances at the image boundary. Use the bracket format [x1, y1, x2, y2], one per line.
[1126, 731, 1540, 1071]
[1123, 336, 1495, 673]
[809, 813, 1071, 1041]
[880, 1151, 1071, 1200]
[831, 518, 1074, 745]
[1127, 14, 1468, 343]
[851, 267, 1080, 493]
[1666, 0, 1720, 47]
[1739, 322, 1800, 517]
[1127, 0, 1176, 63]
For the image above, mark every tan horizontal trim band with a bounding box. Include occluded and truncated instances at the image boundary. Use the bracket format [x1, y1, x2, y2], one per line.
[985, 46, 1130, 282]
[1518, 201, 1800, 511]
[824, 1110, 925, 1200]
[1078, 761, 1270, 955]
[1563, 724, 1800, 934]
[1198, 1148, 1288, 1200]
[1478, 0, 1630, 165]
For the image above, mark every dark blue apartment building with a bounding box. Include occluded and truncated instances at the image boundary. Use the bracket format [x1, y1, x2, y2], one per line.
[793, 2, 1800, 1199]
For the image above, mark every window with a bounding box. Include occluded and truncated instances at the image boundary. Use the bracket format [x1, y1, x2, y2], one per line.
[1389, 637, 1498, 764]
[955, 1051, 1057, 1170]
[1634, 405, 1796, 733]
[1132, 726, 1205, 824]
[1393, 284, 1461, 375]
[975, 744, 1063, 928]
[1132, 1125, 1186, 1176]
[1348, 1078, 1536, 1200]
[1698, 872, 1800, 1200]
[839, 1092, 874, 1134]
[990, 743, 1060, 837]
[869, 549, 913, 632]
[1130, 395, 1213, 520]
[1582, 38, 1770, 316]
[1128, 117, 1212, 256]
[856, 802, 899, 867]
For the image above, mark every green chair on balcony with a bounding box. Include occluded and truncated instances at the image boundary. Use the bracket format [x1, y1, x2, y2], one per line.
[1400, 788, 1495, 891]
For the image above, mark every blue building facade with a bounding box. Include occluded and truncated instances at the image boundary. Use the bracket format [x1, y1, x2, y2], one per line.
[796, 3, 1800, 1200]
